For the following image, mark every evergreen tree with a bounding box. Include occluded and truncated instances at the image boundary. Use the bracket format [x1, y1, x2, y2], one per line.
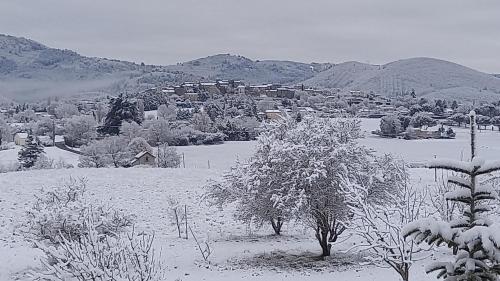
[99, 94, 141, 136]
[403, 111, 500, 280]
[18, 133, 45, 169]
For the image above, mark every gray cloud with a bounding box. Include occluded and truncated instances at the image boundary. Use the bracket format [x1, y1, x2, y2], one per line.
[1, 0, 499, 72]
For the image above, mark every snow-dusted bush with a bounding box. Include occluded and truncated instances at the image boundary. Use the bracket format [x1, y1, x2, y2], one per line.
[33, 213, 163, 281]
[343, 157, 429, 281]
[79, 141, 109, 168]
[25, 178, 133, 243]
[157, 144, 181, 168]
[0, 161, 19, 173]
[403, 111, 500, 280]
[79, 136, 130, 168]
[32, 155, 74, 170]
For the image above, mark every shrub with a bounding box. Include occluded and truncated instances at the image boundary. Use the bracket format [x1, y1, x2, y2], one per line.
[25, 178, 133, 243]
[32, 213, 164, 281]
[157, 145, 181, 168]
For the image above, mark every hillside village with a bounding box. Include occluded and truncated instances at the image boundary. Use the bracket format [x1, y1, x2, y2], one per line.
[2, 76, 500, 164]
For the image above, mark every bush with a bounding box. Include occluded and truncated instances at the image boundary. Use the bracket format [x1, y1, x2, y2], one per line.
[169, 127, 225, 146]
[157, 145, 181, 168]
[25, 178, 133, 243]
[32, 213, 164, 281]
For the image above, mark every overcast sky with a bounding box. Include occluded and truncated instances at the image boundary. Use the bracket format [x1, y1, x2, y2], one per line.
[1, 0, 499, 73]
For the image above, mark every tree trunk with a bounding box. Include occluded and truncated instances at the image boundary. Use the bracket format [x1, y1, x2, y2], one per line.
[270, 217, 283, 235]
[315, 226, 331, 257]
[400, 267, 409, 281]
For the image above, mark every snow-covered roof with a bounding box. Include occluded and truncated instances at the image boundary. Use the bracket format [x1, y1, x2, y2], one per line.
[265, 110, 281, 113]
[134, 151, 155, 159]
[15, 132, 28, 138]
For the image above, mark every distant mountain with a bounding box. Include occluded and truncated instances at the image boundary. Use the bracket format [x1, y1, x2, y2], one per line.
[1, 34, 500, 102]
[0, 35, 321, 101]
[303, 58, 500, 102]
[164, 54, 327, 84]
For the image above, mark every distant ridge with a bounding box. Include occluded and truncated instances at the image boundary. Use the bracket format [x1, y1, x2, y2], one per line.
[1, 34, 500, 102]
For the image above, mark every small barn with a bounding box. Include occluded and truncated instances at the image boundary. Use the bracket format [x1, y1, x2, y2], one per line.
[130, 151, 156, 167]
[14, 132, 28, 146]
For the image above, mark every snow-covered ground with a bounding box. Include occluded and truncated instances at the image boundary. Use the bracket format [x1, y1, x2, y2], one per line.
[1, 118, 499, 280]
[0, 146, 80, 168]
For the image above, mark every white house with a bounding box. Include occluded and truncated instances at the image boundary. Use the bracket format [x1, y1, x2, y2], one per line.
[14, 132, 28, 146]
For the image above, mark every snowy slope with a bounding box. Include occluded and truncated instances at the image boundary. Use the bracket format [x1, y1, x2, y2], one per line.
[0, 168, 434, 281]
[3, 126, 500, 280]
[165, 54, 320, 84]
[2, 34, 500, 101]
[304, 57, 500, 100]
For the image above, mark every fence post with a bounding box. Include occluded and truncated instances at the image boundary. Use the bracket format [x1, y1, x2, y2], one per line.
[434, 154, 437, 182]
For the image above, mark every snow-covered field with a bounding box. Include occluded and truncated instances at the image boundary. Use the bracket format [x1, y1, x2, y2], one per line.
[1, 118, 499, 280]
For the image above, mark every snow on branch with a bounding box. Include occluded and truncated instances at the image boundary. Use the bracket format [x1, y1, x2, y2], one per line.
[477, 160, 500, 175]
[427, 159, 473, 174]
[447, 176, 471, 189]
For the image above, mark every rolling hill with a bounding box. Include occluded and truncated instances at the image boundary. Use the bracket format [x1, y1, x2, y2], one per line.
[303, 58, 500, 101]
[1, 34, 500, 102]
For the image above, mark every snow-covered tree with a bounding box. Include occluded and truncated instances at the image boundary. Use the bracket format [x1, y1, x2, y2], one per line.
[33, 117, 54, 136]
[157, 144, 181, 168]
[13, 109, 36, 123]
[476, 114, 491, 130]
[137, 98, 145, 122]
[209, 116, 381, 256]
[79, 141, 109, 168]
[63, 115, 97, 147]
[101, 136, 131, 168]
[283, 117, 374, 256]
[380, 114, 402, 137]
[0, 118, 11, 145]
[192, 111, 213, 132]
[403, 111, 500, 280]
[410, 112, 437, 129]
[93, 102, 108, 124]
[120, 121, 143, 142]
[207, 119, 295, 235]
[99, 94, 141, 136]
[343, 156, 429, 281]
[144, 118, 171, 145]
[450, 113, 468, 127]
[55, 103, 79, 119]
[18, 133, 45, 169]
[492, 116, 500, 131]
[157, 104, 177, 121]
[127, 137, 153, 156]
